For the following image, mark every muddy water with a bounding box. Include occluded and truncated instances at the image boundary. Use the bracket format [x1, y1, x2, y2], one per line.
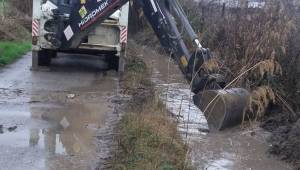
[0, 53, 119, 170]
[136, 43, 293, 170]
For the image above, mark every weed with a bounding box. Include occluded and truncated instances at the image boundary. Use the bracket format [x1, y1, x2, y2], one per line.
[243, 86, 276, 123]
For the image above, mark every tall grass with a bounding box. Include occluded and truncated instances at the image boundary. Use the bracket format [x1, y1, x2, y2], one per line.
[0, 41, 31, 66]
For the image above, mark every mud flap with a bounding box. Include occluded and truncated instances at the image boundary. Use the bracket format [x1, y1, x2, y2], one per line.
[118, 43, 126, 75]
[118, 56, 125, 73]
[31, 50, 39, 71]
[31, 50, 55, 71]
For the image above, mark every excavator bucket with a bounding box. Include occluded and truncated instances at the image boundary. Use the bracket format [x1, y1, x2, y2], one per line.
[193, 88, 250, 131]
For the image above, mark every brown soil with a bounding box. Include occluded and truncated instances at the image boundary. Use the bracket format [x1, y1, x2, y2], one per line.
[0, 2, 31, 41]
[0, 18, 30, 41]
[262, 110, 300, 169]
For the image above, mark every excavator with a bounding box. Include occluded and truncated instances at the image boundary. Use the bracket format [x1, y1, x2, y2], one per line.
[32, 0, 250, 130]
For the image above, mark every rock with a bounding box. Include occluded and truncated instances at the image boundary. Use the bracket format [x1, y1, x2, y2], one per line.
[198, 128, 210, 133]
[67, 94, 76, 99]
[60, 117, 70, 129]
[8, 126, 17, 132]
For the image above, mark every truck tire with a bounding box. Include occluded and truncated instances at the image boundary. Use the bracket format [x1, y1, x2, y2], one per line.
[106, 55, 119, 71]
[38, 50, 54, 66]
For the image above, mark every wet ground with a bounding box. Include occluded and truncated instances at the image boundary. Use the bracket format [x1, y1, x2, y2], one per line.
[0, 45, 295, 170]
[133, 41, 293, 170]
[0, 53, 120, 170]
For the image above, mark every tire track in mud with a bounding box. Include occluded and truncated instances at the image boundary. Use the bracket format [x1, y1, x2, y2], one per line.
[95, 94, 131, 170]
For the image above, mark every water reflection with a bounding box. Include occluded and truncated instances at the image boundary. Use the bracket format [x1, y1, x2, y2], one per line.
[26, 101, 110, 170]
[0, 99, 113, 169]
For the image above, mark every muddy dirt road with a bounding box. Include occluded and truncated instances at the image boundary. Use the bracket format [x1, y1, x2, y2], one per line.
[0, 53, 120, 170]
[132, 41, 293, 170]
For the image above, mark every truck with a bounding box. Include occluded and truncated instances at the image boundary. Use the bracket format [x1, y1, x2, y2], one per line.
[32, 0, 129, 72]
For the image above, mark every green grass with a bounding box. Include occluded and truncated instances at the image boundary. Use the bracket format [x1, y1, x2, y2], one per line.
[0, 41, 31, 66]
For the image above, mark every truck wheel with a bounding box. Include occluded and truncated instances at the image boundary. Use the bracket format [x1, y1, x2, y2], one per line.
[38, 50, 52, 66]
[106, 55, 119, 71]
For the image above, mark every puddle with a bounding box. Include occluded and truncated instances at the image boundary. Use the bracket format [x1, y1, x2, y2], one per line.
[155, 82, 208, 136]
[0, 53, 119, 170]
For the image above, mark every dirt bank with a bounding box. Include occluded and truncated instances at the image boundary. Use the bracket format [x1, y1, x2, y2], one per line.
[0, 1, 31, 41]
[262, 110, 300, 169]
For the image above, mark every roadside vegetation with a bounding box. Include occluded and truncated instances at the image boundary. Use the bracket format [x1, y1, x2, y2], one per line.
[0, 0, 31, 66]
[112, 49, 190, 170]
[0, 42, 31, 66]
